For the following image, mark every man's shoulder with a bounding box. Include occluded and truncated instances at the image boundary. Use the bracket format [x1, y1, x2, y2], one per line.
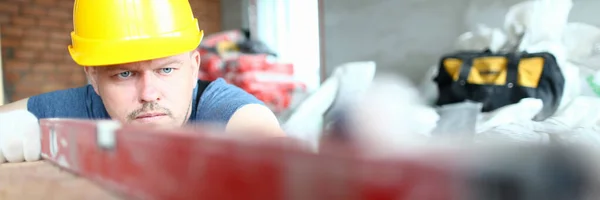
[27, 84, 108, 119]
[194, 78, 264, 123]
[202, 78, 253, 98]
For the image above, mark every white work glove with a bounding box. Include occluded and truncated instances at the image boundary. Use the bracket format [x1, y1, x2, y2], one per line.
[0, 109, 41, 163]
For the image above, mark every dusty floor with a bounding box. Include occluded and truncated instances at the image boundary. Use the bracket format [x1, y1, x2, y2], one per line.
[0, 161, 119, 200]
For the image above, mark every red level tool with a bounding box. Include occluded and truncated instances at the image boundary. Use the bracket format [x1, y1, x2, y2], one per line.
[39, 119, 458, 200]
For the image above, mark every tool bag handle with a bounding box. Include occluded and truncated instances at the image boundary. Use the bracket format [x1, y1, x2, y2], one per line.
[505, 53, 521, 87]
[456, 52, 521, 87]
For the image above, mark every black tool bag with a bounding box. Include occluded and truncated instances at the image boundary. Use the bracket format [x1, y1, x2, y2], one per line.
[434, 50, 565, 121]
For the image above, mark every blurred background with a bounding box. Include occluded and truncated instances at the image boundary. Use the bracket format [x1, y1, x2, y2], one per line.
[4, 1, 600, 199]
[2, 0, 600, 135]
[1, 0, 600, 103]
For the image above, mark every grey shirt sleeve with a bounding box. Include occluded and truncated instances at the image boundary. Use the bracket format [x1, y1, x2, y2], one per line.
[195, 78, 264, 123]
[27, 85, 109, 119]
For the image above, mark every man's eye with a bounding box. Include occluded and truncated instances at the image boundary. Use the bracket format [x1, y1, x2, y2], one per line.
[118, 71, 132, 78]
[161, 68, 173, 74]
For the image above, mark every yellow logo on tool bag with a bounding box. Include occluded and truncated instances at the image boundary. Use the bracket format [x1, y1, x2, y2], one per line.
[443, 56, 545, 88]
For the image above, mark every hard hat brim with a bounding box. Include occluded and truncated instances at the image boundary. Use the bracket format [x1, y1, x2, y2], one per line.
[69, 29, 204, 67]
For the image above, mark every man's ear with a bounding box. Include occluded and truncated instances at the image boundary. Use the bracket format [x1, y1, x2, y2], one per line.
[83, 67, 100, 95]
[190, 50, 201, 86]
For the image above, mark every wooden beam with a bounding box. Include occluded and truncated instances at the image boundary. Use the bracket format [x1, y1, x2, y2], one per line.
[247, 0, 257, 39]
[0, 25, 5, 105]
[318, 0, 327, 83]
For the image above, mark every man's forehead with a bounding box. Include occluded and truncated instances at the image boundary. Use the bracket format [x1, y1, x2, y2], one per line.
[102, 54, 188, 71]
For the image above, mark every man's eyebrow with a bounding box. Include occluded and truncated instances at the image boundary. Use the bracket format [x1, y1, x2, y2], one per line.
[103, 66, 130, 72]
[157, 59, 184, 68]
[102, 60, 183, 72]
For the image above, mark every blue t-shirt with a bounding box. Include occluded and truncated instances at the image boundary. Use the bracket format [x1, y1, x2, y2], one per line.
[27, 78, 263, 124]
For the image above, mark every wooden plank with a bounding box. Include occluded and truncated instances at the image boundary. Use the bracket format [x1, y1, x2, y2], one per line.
[0, 161, 120, 200]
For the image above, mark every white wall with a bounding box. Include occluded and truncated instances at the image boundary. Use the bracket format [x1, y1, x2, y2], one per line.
[255, 0, 321, 91]
[220, 0, 321, 92]
[323, 0, 600, 83]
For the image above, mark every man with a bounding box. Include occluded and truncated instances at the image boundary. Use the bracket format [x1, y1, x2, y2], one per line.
[0, 0, 284, 137]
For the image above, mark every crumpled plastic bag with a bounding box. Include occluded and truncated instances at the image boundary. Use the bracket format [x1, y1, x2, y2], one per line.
[284, 61, 376, 149]
[552, 126, 600, 148]
[430, 98, 543, 141]
[476, 98, 544, 133]
[562, 22, 600, 68]
[283, 72, 339, 150]
[528, 96, 600, 146]
[454, 24, 509, 53]
[562, 23, 600, 97]
[509, 0, 579, 113]
[516, 0, 572, 52]
[503, 1, 536, 41]
[542, 96, 600, 129]
[476, 96, 600, 145]
[551, 60, 580, 112]
[344, 75, 439, 156]
[432, 101, 482, 137]
[476, 122, 550, 144]
[580, 67, 600, 97]
[324, 61, 377, 124]
[418, 65, 439, 105]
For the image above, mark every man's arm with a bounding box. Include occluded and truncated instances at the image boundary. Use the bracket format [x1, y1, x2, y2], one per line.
[0, 98, 29, 113]
[0, 85, 99, 119]
[197, 78, 286, 137]
[226, 104, 286, 137]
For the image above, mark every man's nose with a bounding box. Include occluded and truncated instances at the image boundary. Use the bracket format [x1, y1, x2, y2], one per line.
[137, 72, 161, 102]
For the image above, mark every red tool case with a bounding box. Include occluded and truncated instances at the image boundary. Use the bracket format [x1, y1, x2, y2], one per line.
[197, 30, 305, 114]
[39, 119, 459, 200]
[198, 52, 305, 114]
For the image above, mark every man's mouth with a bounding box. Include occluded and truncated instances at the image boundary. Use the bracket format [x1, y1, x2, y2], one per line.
[134, 113, 167, 122]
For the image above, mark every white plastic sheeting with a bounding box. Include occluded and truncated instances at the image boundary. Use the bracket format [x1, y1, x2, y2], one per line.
[284, 61, 440, 153]
[287, 0, 600, 149]
[420, 0, 600, 144]
[283, 61, 376, 149]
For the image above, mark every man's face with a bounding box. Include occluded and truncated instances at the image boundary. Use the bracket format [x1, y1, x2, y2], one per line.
[85, 51, 200, 127]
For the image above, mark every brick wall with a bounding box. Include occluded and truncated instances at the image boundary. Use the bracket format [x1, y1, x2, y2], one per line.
[0, 0, 221, 103]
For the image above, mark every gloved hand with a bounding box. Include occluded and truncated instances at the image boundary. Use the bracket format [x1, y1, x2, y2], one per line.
[0, 109, 42, 163]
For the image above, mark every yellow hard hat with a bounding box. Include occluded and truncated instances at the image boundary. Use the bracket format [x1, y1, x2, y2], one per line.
[68, 0, 204, 66]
